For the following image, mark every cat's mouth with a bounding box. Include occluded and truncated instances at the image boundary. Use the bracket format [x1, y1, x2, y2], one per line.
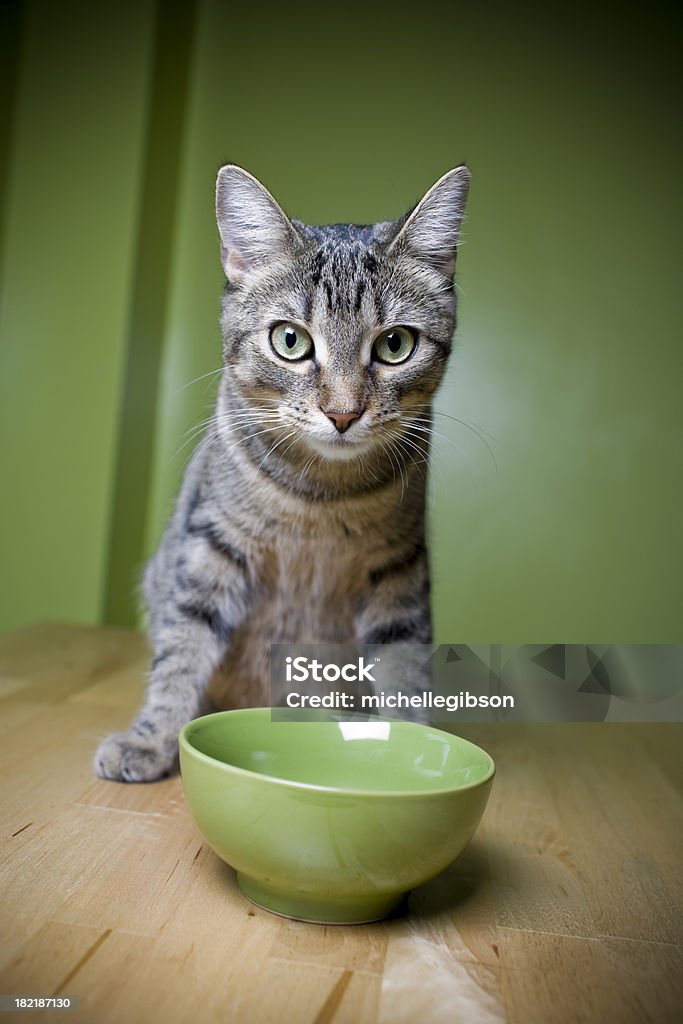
[305, 432, 375, 462]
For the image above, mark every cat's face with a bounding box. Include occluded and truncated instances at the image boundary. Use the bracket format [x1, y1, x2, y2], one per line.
[216, 166, 470, 465]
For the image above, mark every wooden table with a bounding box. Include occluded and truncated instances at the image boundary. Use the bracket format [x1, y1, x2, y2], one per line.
[0, 623, 681, 1023]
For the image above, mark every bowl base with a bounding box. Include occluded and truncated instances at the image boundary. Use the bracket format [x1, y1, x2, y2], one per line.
[236, 873, 405, 925]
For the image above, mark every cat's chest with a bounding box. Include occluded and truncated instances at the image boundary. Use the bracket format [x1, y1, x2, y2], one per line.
[253, 529, 371, 643]
[210, 529, 372, 706]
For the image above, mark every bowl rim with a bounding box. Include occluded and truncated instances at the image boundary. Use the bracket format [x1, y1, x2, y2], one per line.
[179, 707, 496, 798]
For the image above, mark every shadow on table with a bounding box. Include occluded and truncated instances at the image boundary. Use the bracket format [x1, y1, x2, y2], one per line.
[400, 840, 493, 921]
[208, 837, 521, 927]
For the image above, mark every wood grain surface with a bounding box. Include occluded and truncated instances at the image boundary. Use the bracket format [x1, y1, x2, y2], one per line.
[0, 623, 681, 1023]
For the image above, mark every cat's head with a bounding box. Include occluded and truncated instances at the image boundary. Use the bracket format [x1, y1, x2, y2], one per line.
[215, 164, 469, 467]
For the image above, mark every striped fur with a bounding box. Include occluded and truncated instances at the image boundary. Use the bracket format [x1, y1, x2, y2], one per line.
[95, 164, 470, 781]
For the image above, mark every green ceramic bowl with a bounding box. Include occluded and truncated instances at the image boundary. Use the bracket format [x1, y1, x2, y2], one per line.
[179, 709, 495, 924]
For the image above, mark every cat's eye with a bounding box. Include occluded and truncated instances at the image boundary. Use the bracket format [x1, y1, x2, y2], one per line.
[372, 326, 417, 365]
[270, 323, 314, 361]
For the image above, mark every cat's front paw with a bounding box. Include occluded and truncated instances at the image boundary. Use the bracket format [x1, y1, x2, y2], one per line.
[94, 731, 177, 783]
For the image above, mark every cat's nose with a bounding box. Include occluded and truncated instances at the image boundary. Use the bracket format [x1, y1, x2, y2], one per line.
[322, 407, 364, 434]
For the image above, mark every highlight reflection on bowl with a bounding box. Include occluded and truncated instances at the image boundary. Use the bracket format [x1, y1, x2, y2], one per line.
[179, 709, 495, 924]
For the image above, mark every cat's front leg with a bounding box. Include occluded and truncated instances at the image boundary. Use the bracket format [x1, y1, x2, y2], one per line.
[356, 544, 433, 722]
[95, 533, 251, 782]
[94, 616, 226, 783]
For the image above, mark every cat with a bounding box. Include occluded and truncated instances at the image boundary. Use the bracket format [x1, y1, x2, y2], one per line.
[94, 162, 470, 782]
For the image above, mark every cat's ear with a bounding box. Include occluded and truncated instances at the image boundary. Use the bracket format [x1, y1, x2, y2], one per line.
[216, 165, 300, 283]
[389, 166, 471, 278]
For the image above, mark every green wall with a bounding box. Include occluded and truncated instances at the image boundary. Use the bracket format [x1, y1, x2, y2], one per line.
[1, 0, 681, 641]
[0, 0, 157, 630]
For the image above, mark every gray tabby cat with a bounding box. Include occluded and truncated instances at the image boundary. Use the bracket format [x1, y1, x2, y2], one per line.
[95, 163, 470, 782]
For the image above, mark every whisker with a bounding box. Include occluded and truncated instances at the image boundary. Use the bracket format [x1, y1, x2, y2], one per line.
[375, 436, 398, 492]
[254, 430, 298, 475]
[402, 422, 467, 459]
[403, 423, 479, 495]
[205, 421, 282, 489]
[383, 437, 407, 502]
[406, 403, 498, 471]
[222, 422, 282, 457]
[298, 451, 320, 486]
[173, 410, 282, 460]
[392, 434, 430, 482]
[180, 366, 226, 391]
[434, 408, 497, 444]
[355, 449, 382, 486]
